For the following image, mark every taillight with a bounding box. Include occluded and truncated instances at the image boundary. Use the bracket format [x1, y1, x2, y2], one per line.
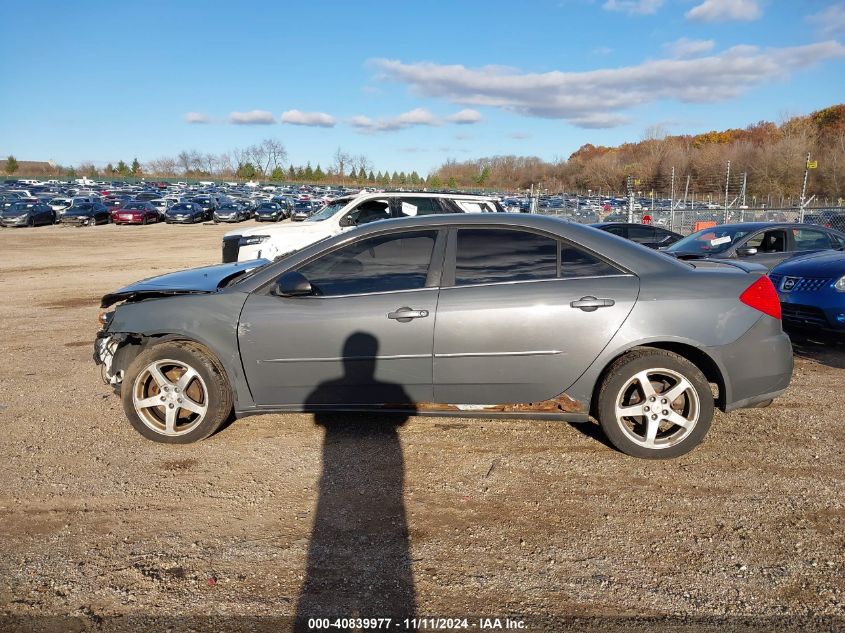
[740, 276, 781, 320]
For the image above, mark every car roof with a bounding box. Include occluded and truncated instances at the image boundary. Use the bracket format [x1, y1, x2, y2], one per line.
[236, 213, 693, 295]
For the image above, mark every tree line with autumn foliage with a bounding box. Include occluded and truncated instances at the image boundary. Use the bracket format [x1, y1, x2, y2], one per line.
[430, 105, 845, 204]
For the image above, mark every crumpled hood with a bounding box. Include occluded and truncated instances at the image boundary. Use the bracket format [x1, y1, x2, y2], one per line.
[101, 259, 268, 307]
[771, 250, 845, 277]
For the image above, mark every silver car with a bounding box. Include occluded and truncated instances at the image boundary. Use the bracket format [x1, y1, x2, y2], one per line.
[94, 214, 793, 458]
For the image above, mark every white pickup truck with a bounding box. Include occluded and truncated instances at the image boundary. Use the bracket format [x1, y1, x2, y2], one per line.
[221, 191, 506, 262]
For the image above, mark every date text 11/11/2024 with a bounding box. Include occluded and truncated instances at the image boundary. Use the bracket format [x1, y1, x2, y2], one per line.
[306, 617, 526, 630]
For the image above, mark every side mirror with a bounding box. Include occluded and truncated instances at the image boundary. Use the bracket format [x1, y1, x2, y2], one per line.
[736, 247, 758, 257]
[273, 271, 313, 297]
[339, 214, 356, 227]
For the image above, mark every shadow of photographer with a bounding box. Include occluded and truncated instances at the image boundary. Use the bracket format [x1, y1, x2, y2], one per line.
[295, 332, 417, 629]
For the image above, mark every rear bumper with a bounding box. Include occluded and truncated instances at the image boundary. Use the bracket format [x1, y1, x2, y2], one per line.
[705, 316, 793, 412]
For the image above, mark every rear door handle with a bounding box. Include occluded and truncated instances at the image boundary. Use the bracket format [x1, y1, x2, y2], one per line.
[570, 296, 615, 312]
[388, 307, 430, 322]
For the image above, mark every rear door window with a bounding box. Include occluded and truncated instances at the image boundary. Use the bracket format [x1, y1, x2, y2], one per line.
[792, 228, 833, 251]
[454, 228, 558, 286]
[396, 197, 442, 217]
[561, 243, 622, 277]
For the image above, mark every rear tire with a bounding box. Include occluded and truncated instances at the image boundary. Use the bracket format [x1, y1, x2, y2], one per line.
[596, 349, 714, 459]
[121, 341, 233, 444]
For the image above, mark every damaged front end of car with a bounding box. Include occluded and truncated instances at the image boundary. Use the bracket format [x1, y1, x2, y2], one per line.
[92, 258, 269, 391]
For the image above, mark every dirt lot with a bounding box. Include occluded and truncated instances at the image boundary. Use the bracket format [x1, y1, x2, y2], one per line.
[0, 221, 843, 631]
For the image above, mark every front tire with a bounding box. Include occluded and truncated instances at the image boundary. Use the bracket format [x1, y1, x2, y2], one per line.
[121, 341, 233, 444]
[596, 349, 714, 459]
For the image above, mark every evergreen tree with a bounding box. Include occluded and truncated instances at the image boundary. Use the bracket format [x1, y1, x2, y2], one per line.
[237, 162, 257, 179]
[295, 166, 305, 179]
[314, 164, 325, 180]
[270, 166, 286, 181]
[427, 174, 442, 188]
[391, 171, 399, 183]
[105, 163, 115, 175]
[288, 164, 296, 180]
[410, 171, 420, 185]
[116, 160, 129, 176]
[304, 162, 314, 180]
[368, 170, 375, 182]
[130, 157, 141, 176]
[86, 164, 99, 178]
[4, 155, 19, 175]
[66, 166, 77, 178]
[447, 176, 457, 189]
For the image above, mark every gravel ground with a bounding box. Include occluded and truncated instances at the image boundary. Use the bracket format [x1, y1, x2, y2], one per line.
[0, 221, 843, 632]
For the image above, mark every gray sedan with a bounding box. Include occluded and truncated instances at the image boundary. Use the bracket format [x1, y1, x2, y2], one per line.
[94, 214, 793, 458]
[664, 222, 845, 270]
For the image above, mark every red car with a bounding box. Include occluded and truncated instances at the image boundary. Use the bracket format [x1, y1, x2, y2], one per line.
[113, 202, 159, 225]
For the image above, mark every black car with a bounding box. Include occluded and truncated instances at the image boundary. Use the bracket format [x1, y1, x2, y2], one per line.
[190, 197, 217, 219]
[591, 222, 683, 249]
[0, 201, 56, 227]
[214, 203, 250, 223]
[59, 202, 111, 226]
[134, 191, 160, 202]
[165, 202, 206, 224]
[291, 200, 316, 221]
[255, 202, 286, 221]
[664, 222, 845, 270]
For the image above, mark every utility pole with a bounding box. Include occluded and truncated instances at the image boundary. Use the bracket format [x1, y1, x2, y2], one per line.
[626, 175, 634, 223]
[723, 160, 731, 224]
[799, 152, 811, 221]
[669, 166, 675, 230]
[739, 172, 747, 221]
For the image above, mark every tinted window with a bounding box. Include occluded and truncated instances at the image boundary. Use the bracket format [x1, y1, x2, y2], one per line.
[602, 225, 626, 236]
[455, 229, 557, 286]
[397, 197, 441, 217]
[627, 225, 655, 243]
[792, 228, 833, 250]
[561, 243, 621, 277]
[297, 230, 437, 296]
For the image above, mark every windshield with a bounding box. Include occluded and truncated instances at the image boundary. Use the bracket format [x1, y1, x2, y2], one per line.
[49, 198, 70, 205]
[305, 201, 344, 222]
[665, 226, 753, 255]
[220, 204, 239, 210]
[65, 204, 93, 214]
[170, 204, 192, 211]
[124, 203, 145, 210]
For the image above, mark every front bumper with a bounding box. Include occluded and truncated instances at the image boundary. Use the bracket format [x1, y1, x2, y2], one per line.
[61, 217, 96, 225]
[93, 332, 127, 386]
[166, 216, 196, 223]
[114, 215, 145, 224]
[0, 218, 28, 226]
[776, 290, 845, 332]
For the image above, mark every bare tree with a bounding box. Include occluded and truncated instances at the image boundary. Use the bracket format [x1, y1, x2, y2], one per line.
[331, 147, 352, 179]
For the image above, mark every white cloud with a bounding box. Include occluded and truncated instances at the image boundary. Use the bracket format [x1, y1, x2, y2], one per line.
[446, 108, 482, 124]
[686, 0, 762, 22]
[280, 109, 336, 127]
[184, 112, 211, 124]
[229, 110, 276, 125]
[373, 41, 845, 128]
[807, 3, 845, 37]
[664, 37, 716, 58]
[602, 0, 663, 15]
[350, 107, 480, 132]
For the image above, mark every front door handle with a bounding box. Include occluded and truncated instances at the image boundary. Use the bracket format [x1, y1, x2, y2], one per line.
[570, 296, 615, 312]
[388, 307, 430, 322]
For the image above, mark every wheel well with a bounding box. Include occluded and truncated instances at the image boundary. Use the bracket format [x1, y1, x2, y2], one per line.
[590, 342, 727, 416]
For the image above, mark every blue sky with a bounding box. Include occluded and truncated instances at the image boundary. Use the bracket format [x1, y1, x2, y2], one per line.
[1, 0, 844, 176]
